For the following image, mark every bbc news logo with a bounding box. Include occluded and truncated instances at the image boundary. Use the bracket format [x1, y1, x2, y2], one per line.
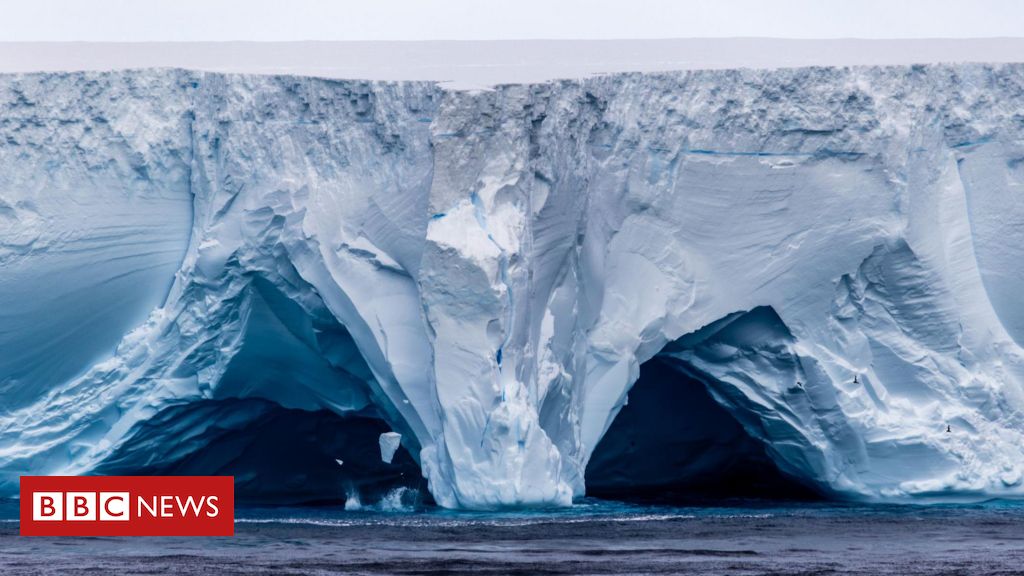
[20, 476, 233, 536]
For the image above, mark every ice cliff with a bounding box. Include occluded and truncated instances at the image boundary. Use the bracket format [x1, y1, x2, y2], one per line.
[3, 64, 1024, 508]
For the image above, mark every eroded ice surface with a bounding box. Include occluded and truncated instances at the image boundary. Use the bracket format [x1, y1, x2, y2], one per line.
[3, 62, 1024, 508]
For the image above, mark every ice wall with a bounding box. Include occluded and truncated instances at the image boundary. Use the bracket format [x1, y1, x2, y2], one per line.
[3, 64, 1024, 508]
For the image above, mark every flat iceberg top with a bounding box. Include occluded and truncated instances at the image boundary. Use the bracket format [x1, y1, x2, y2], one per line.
[1, 39, 1024, 89]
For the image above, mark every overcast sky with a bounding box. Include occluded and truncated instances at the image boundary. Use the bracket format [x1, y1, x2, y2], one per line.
[0, 0, 1022, 42]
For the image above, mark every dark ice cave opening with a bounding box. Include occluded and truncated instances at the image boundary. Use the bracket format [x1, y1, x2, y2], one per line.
[96, 398, 426, 506]
[95, 275, 428, 507]
[585, 356, 819, 504]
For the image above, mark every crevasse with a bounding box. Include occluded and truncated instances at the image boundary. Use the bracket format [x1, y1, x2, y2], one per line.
[3, 65, 1024, 508]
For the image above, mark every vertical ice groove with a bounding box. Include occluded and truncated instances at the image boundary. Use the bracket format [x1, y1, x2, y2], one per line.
[4, 64, 1024, 507]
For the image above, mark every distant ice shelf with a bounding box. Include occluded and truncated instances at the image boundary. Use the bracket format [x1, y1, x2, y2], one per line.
[1, 39, 1024, 89]
[3, 59, 1024, 508]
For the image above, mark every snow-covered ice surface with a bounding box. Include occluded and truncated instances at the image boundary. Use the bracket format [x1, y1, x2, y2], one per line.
[3, 41, 1024, 509]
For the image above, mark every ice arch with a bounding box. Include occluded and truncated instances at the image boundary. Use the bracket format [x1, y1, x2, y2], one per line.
[585, 352, 818, 502]
[0, 72, 446, 504]
[89, 277, 427, 505]
[585, 307, 830, 502]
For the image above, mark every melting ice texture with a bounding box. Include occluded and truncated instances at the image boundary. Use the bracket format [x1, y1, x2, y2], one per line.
[3, 65, 1024, 509]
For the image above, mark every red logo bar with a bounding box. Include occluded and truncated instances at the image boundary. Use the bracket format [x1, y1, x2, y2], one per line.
[19, 476, 234, 536]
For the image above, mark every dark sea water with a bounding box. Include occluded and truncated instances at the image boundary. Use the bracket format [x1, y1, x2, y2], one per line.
[2, 498, 1024, 575]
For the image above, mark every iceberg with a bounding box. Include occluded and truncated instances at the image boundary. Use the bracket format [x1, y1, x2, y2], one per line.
[2, 62, 1024, 509]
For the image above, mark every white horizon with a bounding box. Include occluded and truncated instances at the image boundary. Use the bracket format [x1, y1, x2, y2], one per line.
[1, 0, 1023, 42]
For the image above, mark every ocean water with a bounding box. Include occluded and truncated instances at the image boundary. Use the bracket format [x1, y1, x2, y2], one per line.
[2, 497, 1023, 575]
